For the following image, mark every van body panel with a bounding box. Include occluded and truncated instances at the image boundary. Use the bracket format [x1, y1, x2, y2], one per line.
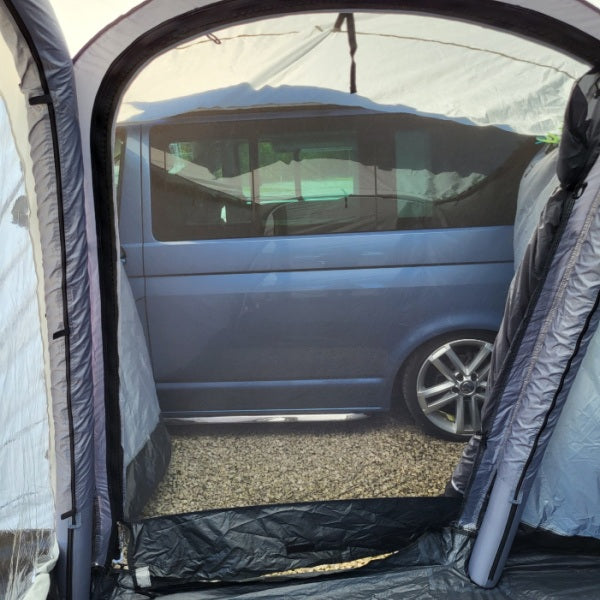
[117, 107, 535, 417]
[142, 249, 512, 415]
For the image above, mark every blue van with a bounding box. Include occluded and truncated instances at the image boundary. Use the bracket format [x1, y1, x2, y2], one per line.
[117, 105, 538, 439]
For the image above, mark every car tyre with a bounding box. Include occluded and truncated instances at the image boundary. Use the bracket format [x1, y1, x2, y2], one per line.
[402, 331, 496, 441]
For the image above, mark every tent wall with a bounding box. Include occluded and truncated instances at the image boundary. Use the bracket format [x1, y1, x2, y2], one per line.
[68, 0, 600, 63]
[468, 157, 600, 585]
[522, 319, 600, 538]
[1, 0, 95, 598]
[460, 69, 600, 586]
[118, 262, 170, 521]
[0, 14, 56, 600]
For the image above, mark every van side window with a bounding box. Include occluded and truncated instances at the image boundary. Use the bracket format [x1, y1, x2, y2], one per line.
[257, 133, 362, 235]
[149, 112, 536, 241]
[151, 136, 253, 240]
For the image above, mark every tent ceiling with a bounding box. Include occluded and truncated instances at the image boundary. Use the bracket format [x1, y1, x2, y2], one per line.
[50, 0, 600, 57]
[117, 11, 589, 135]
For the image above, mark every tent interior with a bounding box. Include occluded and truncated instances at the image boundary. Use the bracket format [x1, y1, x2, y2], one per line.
[1, 2, 600, 599]
[113, 9, 587, 515]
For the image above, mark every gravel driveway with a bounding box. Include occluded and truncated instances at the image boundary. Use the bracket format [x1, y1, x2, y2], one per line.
[143, 413, 464, 517]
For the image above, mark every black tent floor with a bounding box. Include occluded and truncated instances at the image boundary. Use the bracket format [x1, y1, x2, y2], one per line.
[101, 533, 600, 599]
[97, 498, 600, 599]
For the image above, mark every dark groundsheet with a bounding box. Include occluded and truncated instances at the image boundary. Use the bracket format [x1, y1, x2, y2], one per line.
[94, 497, 600, 599]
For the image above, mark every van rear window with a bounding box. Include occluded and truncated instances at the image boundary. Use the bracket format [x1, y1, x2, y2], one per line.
[149, 110, 537, 241]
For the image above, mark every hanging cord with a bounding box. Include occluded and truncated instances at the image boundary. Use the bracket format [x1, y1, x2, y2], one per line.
[333, 13, 357, 94]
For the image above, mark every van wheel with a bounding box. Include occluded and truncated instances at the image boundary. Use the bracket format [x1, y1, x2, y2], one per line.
[401, 331, 495, 441]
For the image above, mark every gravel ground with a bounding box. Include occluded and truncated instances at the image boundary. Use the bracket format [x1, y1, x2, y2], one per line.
[143, 413, 464, 517]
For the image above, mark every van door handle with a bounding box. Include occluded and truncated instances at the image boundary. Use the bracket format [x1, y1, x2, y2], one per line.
[120, 246, 127, 265]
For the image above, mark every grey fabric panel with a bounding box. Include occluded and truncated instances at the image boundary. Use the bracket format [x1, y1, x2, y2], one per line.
[119, 261, 171, 521]
[467, 160, 600, 585]
[123, 421, 171, 521]
[449, 175, 567, 496]
[452, 70, 600, 501]
[460, 156, 600, 531]
[467, 168, 600, 585]
[513, 148, 560, 267]
[7, 0, 97, 595]
[0, 91, 58, 597]
[522, 321, 600, 538]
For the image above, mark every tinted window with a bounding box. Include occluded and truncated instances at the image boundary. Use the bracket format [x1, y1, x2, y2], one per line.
[150, 111, 536, 241]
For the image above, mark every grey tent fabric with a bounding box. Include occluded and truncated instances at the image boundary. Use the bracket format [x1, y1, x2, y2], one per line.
[46, 0, 600, 60]
[0, 1, 95, 597]
[0, 71, 56, 600]
[513, 148, 560, 267]
[461, 70, 600, 586]
[3, 1, 600, 598]
[467, 160, 600, 584]
[123, 497, 461, 588]
[453, 70, 600, 499]
[98, 522, 600, 600]
[118, 263, 171, 521]
[521, 321, 600, 538]
[449, 69, 600, 498]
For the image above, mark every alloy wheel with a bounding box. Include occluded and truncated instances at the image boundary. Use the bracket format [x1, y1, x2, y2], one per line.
[415, 338, 493, 437]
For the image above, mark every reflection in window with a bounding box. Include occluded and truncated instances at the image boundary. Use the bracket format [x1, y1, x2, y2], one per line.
[257, 135, 356, 202]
